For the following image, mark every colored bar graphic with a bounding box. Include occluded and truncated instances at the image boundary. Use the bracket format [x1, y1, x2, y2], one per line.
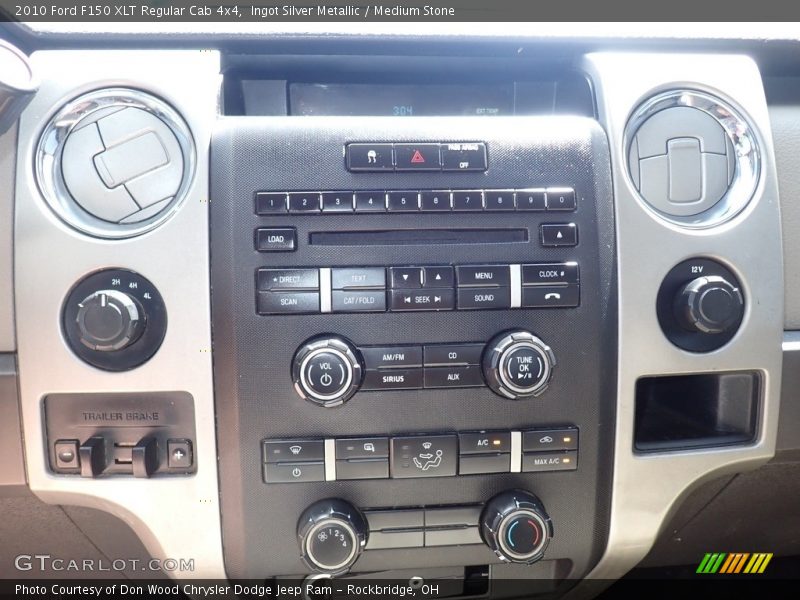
[699, 552, 773, 574]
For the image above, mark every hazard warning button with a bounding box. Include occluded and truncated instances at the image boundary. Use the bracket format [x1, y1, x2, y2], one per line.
[395, 144, 441, 171]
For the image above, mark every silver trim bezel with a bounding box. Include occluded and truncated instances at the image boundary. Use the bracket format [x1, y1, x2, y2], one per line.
[35, 87, 196, 239]
[304, 518, 359, 572]
[623, 89, 760, 229]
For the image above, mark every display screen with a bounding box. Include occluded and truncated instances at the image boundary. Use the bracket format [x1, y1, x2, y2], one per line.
[289, 83, 514, 117]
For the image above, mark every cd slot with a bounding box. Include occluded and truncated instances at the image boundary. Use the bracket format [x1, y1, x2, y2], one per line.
[310, 229, 528, 247]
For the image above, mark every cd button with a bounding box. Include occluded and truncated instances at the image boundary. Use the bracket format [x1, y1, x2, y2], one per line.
[423, 343, 483, 366]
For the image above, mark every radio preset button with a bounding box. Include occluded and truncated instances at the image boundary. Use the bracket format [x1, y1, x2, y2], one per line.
[288, 192, 321, 213]
[362, 369, 423, 391]
[484, 190, 515, 211]
[354, 191, 387, 212]
[515, 190, 546, 211]
[545, 188, 576, 211]
[387, 191, 420, 212]
[451, 190, 484, 211]
[322, 192, 355, 212]
[255, 192, 288, 214]
[420, 191, 452, 211]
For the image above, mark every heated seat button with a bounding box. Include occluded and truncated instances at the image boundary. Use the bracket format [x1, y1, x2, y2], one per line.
[264, 439, 325, 463]
[255, 228, 297, 252]
[347, 143, 394, 171]
[423, 365, 484, 388]
[395, 144, 441, 171]
[441, 143, 487, 172]
[541, 223, 578, 247]
[390, 435, 458, 479]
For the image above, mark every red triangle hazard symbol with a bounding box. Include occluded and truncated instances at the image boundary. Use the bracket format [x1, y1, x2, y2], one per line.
[410, 149, 426, 164]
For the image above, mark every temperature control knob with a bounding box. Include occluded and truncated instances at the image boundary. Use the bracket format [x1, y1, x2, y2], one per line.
[297, 499, 367, 575]
[75, 290, 143, 351]
[481, 490, 553, 564]
[292, 337, 363, 407]
[482, 331, 555, 399]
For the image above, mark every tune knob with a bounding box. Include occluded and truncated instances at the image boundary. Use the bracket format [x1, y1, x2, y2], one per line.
[75, 289, 144, 351]
[297, 499, 367, 575]
[674, 275, 744, 334]
[481, 490, 553, 564]
[482, 331, 555, 399]
[292, 337, 363, 407]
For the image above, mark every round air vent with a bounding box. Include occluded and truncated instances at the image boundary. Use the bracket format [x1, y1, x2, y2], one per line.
[624, 90, 759, 228]
[36, 88, 194, 239]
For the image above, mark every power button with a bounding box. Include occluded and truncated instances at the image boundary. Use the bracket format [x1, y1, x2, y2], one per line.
[293, 337, 363, 407]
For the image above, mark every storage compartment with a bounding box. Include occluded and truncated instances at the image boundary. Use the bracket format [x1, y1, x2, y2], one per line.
[634, 372, 760, 452]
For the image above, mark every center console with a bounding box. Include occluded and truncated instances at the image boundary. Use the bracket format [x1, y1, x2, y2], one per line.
[210, 117, 617, 583]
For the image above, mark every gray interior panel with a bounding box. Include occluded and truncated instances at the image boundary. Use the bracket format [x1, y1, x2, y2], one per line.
[0, 354, 25, 493]
[0, 124, 16, 352]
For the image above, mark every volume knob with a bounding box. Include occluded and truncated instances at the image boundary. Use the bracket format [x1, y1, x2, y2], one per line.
[75, 289, 144, 351]
[292, 337, 363, 407]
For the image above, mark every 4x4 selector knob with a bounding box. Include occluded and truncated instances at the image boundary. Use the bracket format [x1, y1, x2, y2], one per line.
[482, 331, 556, 399]
[75, 289, 144, 351]
[297, 499, 367, 575]
[481, 490, 553, 564]
[292, 336, 363, 407]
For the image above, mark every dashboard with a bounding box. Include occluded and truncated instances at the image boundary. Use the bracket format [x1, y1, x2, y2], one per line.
[1, 22, 799, 598]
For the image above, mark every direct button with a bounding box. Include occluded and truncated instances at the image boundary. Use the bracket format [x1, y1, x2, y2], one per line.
[257, 268, 319, 291]
[395, 144, 441, 171]
[301, 350, 353, 402]
[255, 228, 297, 252]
